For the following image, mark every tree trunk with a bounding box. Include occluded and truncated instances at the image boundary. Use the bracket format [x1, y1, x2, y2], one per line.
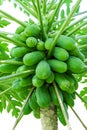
[40, 104, 58, 130]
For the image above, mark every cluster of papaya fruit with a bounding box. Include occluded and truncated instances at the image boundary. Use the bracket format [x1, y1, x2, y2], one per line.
[0, 22, 86, 120]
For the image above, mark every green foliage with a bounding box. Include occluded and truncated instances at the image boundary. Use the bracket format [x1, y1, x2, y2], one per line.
[0, 0, 87, 130]
[0, 17, 10, 28]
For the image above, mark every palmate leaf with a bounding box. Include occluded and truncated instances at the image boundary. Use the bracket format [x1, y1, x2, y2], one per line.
[0, 78, 23, 117]
[0, 89, 23, 117]
[0, 17, 10, 28]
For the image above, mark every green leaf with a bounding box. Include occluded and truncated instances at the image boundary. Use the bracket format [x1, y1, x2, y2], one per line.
[60, 9, 65, 19]
[0, 17, 10, 28]
[80, 87, 87, 97]
[0, 0, 4, 5]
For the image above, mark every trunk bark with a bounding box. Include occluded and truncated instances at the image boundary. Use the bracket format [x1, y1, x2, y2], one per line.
[40, 104, 58, 130]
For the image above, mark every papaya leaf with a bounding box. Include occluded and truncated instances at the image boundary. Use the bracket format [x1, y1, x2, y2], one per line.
[0, 17, 10, 28]
[80, 87, 87, 97]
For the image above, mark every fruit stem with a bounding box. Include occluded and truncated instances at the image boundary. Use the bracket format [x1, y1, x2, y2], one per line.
[16, 0, 37, 19]
[0, 87, 12, 96]
[64, 15, 87, 32]
[53, 82, 72, 130]
[0, 60, 23, 65]
[36, 0, 47, 40]
[47, 0, 81, 58]
[70, 107, 87, 129]
[12, 87, 35, 130]
[66, 21, 87, 36]
[75, 91, 87, 105]
[47, 0, 63, 32]
[0, 33, 26, 47]
[0, 70, 35, 81]
[0, 10, 26, 27]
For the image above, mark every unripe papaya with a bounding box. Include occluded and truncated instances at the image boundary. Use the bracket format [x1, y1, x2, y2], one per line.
[36, 86, 51, 108]
[63, 92, 74, 107]
[36, 60, 51, 80]
[37, 40, 45, 51]
[24, 24, 41, 37]
[23, 51, 45, 66]
[53, 47, 69, 61]
[45, 38, 53, 50]
[48, 59, 67, 73]
[26, 37, 37, 48]
[67, 56, 85, 74]
[28, 91, 40, 110]
[15, 26, 24, 34]
[20, 31, 28, 42]
[10, 46, 29, 58]
[33, 108, 40, 119]
[46, 72, 54, 83]
[57, 35, 75, 51]
[0, 64, 19, 73]
[23, 103, 32, 115]
[55, 73, 73, 93]
[32, 75, 44, 87]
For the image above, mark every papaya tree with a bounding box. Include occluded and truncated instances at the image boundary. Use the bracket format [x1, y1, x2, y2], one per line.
[0, 0, 87, 130]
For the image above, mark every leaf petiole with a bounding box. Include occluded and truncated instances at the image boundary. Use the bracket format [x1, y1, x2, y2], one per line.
[53, 82, 72, 130]
[16, 0, 37, 19]
[66, 21, 87, 36]
[64, 15, 87, 32]
[36, 0, 47, 40]
[0, 87, 12, 96]
[70, 107, 87, 129]
[0, 33, 26, 47]
[0, 60, 23, 65]
[47, 0, 81, 58]
[0, 10, 26, 27]
[12, 87, 35, 130]
[0, 70, 35, 81]
[47, 0, 63, 32]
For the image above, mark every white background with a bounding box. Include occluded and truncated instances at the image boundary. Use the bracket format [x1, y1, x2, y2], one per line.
[0, 0, 87, 130]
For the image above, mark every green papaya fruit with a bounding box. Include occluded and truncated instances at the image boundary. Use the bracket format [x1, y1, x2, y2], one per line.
[48, 59, 67, 73]
[56, 35, 75, 51]
[53, 47, 69, 61]
[67, 56, 85, 74]
[10, 46, 29, 58]
[26, 37, 37, 48]
[36, 60, 51, 80]
[32, 75, 44, 87]
[23, 51, 45, 66]
[36, 86, 51, 108]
